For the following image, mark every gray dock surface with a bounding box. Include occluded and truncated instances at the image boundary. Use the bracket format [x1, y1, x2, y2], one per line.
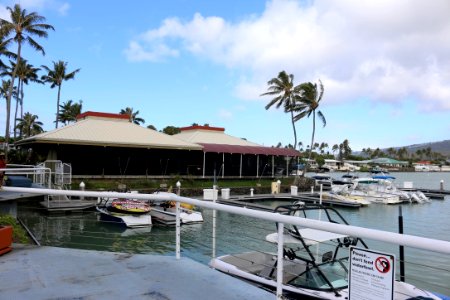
[0, 245, 274, 300]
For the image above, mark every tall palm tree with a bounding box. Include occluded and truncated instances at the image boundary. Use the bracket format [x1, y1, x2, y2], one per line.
[292, 80, 326, 173]
[41, 61, 80, 128]
[4, 59, 41, 138]
[261, 71, 303, 150]
[0, 3, 54, 152]
[58, 100, 83, 125]
[0, 80, 17, 141]
[15, 112, 43, 138]
[119, 107, 145, 125]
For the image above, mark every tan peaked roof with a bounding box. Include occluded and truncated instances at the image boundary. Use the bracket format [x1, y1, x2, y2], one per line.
[16, 112, 202, 150]
[174, 126, 260, 146]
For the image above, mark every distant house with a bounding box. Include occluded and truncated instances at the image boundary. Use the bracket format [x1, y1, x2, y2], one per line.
[15, 112, 300, 178]
[369, 158, 408, 168]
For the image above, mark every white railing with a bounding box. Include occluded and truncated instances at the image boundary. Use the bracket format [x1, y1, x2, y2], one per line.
[36, 160, 72, 187]
[2, 186, 450, 298]
[2, 167, 52, 188]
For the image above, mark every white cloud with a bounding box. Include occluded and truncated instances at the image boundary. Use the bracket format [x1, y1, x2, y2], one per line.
[124, 41, 179, 62]
[125, 0, 450, 111]
[58, 2, 70, 16]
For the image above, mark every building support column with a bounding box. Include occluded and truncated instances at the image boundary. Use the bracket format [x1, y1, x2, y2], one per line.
[256, 155, 259, 177]
[222, 153, 225, 178]
[203, 152, 206, 178]
[240, 154, 243, 178]
[272, 155, 275, 177]
[286, 156, 289, 177]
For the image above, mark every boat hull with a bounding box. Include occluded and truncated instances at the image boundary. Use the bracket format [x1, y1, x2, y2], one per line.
[150, 206, 203, 225]
[96, 207, 152, 228]
[210, 252, 442, 300]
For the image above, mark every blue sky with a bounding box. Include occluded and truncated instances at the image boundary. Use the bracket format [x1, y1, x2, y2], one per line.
[1, 0, 449, 152]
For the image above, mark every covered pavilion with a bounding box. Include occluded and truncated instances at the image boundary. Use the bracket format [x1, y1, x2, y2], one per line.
[175, 125, 299, 178]
[14, 112, 300, 178]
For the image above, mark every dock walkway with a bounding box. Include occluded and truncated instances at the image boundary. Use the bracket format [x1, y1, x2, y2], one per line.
[0, 245, 274, 300]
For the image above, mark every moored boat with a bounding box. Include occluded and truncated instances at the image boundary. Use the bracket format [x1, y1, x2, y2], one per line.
[209, 204, 442, 300]
[96, 198, 152, 228]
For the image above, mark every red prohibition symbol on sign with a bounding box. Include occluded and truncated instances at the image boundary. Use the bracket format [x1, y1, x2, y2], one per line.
[375, 256, 390, 273]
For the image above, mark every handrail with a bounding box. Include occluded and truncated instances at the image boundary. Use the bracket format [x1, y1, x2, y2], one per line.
[1, 167, 53, 188]
[2, 186, 450, 255]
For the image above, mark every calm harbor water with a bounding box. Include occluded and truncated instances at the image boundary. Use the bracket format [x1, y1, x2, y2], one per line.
[16, 172, 450, 296]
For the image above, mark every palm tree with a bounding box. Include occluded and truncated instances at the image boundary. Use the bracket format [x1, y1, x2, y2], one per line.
[0, 80, 17, 141]
[0, 3, 54, 152]
[0, 37, 16, 71]
[41, 61, 80, 128]
[58, 100, 83, 125]
[291, 80, 326, 172]
[15, 112, 43, 138]
[261, 71, 303, 151]
[332, 144, 339, 157]
[119, 107, 145, 125]
[4, 60, 41, 138]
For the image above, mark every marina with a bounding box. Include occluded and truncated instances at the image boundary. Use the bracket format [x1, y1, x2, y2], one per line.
[1, 172, 450, 299]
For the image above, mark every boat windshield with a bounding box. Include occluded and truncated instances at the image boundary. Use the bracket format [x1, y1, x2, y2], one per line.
[288, 258, 349, 290]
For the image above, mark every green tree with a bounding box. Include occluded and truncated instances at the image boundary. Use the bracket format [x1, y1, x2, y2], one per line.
[58, 100, 82, 125]
[119, 107, 145, 125]
[162, 126, 180, 135]
[342, 139, 352, 159]
[261, 71, 302, 151]
[292, 80, 326, 172]
[0, 3, 53, 151]
[147, 124, 157, 130]
[15, 112, 43, 137]
[41, 61, 80, 129]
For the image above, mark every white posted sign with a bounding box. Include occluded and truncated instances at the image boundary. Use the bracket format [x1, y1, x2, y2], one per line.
[349, 247, 395, 300]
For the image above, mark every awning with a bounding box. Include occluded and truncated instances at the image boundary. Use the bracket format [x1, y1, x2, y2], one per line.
[199, 143, 300, 156]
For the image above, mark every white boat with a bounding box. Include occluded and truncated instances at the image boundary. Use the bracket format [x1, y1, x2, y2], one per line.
[150, 191, 203, 225]
[359, 177, 431, 204]
[321, 190, 371, 206]
[209, 204, 442, 300]
[344, 178, 403, 204]
[149, 203, 204, 225]
[96, 198, 152, 228]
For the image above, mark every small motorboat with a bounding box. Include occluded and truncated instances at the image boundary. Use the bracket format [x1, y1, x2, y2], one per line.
[96, 198, 152, 228]
[149, 200, 203, 225]
[210, 204, 442, 300]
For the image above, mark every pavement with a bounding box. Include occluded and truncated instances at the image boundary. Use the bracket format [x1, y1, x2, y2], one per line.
[0, 244, 275, 300]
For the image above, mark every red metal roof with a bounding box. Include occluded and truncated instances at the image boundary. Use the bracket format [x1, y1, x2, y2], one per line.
[76, 111, 130, 120]
[199, 143, 300, 156]
[180, 125, 225, 132]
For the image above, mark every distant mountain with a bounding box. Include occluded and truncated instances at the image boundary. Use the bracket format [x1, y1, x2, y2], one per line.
[355, 140, 450, 158]
[402, 140, 450, 157]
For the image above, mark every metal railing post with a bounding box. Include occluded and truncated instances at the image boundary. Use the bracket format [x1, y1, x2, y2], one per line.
[276, 222, 284, 299]
[176, 201, 181, 260]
